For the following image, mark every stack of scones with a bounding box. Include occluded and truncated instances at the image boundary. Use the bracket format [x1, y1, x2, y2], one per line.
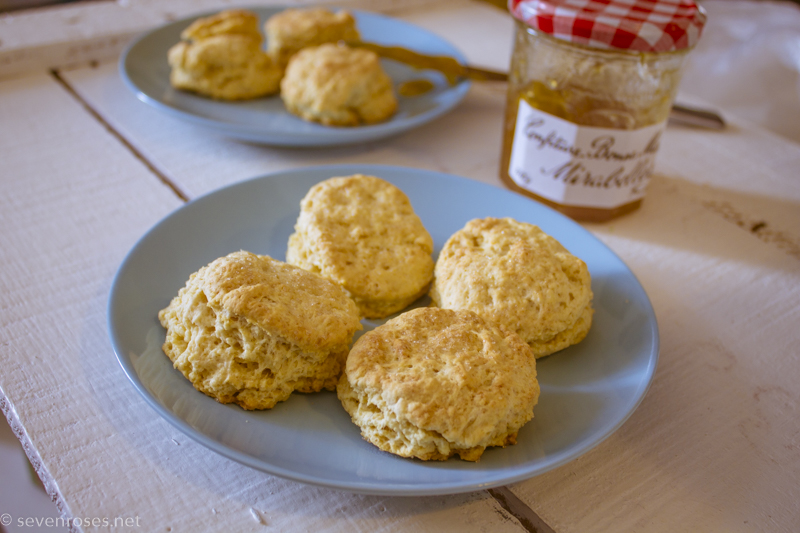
[159, 175, 593, 461]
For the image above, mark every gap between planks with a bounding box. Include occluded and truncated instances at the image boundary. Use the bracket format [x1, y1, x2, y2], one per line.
[489, 487, 556, 533]
[49, 68, 189, 203]
[48, 64, 556, 533]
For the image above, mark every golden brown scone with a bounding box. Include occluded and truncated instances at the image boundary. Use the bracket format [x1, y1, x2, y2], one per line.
[280, 43, 397, 126]
[264, 7, 360, 67]
[180, 9, 263, 43]
[337, 307, 540, 461]
[286, 175, 434, 319]
[158, 251, 362, 410]
[168, 10, 282, 100]
[430, 217, 594, 358]
[168, 35, 282, 100]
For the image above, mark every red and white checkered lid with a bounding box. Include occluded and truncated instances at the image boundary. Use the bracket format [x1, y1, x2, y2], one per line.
[509, 0, 706, 53]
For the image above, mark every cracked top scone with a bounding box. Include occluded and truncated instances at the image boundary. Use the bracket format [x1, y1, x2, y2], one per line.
[158, 251, 362, 410]
[337, 307, 540, 461]
[280, 43, 398, 126]
[180, 9, 263, 42]
[264, 7, 360, 68]
[429, 217, 594, 358]
[167, 10, 282, 100]
[286, 175, 434, 318]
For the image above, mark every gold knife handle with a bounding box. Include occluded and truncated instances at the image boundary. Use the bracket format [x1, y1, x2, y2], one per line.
[463, 66, 510, 81]
[344, 40, 505, 83]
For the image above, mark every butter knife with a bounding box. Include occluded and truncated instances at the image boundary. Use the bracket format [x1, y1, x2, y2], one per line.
[346, 40, 726, 130]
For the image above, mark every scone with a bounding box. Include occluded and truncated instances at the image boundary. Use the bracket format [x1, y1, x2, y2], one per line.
[167, 10, 282, 100]
[286, 175, 434, 318]
[180, 9, 263, 42]
[264, 7, 360, 68]
[158, 251, 362, 410]
[337, 307, 540, 461]
[280, 43, 398, 126]
[430, 217, 594, 358]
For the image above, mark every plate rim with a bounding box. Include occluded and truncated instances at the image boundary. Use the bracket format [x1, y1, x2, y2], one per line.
[107, 163, 660, 495]
[118, 6, 473, 146]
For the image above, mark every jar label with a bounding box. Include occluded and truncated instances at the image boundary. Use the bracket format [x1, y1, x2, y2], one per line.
[508, 99, 666, 209]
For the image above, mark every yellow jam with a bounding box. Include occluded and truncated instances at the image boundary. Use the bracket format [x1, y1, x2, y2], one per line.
[500, 22, 689, 222]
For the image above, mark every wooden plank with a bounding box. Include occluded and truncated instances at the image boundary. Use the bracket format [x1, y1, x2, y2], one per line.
[0, 70, 178, 528]
[61, 60, 511, 196]
[7, 0, 800, 530]
[60, 1, 800, 527]
[505, 122, 800, 532]
[0, 71, 530, 533]
[57, 0, 514, 199]
[0, 0, 435, 79]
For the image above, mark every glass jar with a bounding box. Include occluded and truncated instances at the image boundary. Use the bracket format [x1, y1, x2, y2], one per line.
[500, 0, 706, 222]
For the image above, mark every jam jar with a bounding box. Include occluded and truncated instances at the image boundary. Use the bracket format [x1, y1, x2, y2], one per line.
[500, 0, 707, 222]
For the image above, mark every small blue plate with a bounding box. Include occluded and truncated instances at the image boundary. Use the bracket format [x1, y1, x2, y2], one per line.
[108, 164, 659, 495]
[119, 7, 472, 146]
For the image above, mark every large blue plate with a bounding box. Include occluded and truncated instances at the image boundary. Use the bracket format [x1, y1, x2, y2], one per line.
[119, 7, 472, 146]
[108, 164, 659, 495]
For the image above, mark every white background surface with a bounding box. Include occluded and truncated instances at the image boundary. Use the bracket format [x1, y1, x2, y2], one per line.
[681, 0, 800, 145]
[1, 0, 799, 531]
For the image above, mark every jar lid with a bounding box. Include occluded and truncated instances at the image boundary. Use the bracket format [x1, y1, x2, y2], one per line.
[508, 0, 707, 53]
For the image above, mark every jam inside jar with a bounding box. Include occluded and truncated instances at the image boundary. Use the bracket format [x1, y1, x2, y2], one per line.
[500, 12, 697, 222]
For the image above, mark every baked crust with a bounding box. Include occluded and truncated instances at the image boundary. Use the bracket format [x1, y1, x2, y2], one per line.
[158, 251, 362, 410]
[338, 307, 539, 461]
[181, 9, 263, 43]
[430, 217, 593, 358]
[286, 174, 434, 318]
[280, 43, 397, 126]
[265, 7, 360, 67]
[167, 10, 282, 100]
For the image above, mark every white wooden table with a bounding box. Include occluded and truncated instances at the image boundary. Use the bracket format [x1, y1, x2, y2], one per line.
[1, 0, 799, 531]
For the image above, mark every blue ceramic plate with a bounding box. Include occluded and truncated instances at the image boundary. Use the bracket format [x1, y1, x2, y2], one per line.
[119, 7, 471, 146]
[108, 164, 659, 495]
